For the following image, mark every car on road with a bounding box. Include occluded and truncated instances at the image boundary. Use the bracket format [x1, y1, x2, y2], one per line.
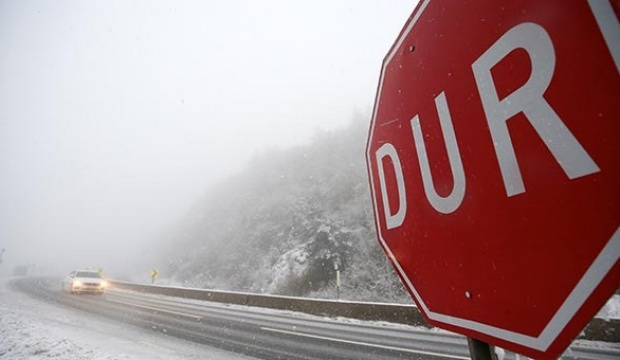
[62, 270, 108, 295]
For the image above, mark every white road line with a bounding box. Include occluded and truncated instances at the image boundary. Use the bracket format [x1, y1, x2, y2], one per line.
[111, 299, 202, 321]
[260, 326, 469, 360]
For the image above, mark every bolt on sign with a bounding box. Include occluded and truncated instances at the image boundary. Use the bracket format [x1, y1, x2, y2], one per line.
[365, 0, 619, 358]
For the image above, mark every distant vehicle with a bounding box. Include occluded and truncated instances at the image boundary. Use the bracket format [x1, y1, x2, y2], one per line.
[62, 270, 108, 295]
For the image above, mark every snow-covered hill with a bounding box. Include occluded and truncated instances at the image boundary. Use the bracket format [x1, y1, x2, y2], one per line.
[158, 116, 410, 303]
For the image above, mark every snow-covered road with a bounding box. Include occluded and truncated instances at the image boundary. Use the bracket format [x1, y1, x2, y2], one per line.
[2, 275, 619, 360]
[0, 278, 254, 360]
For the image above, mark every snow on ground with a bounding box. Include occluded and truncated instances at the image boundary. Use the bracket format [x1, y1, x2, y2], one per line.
[0, 279, 254, 360]
[597, 295, 620, 320]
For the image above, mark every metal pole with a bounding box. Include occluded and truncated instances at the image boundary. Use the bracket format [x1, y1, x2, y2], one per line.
[467, 337, 495, 360]
[336, 269, 340, 300]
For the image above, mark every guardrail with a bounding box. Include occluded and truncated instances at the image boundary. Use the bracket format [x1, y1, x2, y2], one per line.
[109, 280, 619, 343]
[109, 280, 427, 326]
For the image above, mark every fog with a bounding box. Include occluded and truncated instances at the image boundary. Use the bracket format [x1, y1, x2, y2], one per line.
[0, 0, 416, 277]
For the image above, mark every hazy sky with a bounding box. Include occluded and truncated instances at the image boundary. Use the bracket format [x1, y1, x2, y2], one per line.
[0, 0, 417, 276]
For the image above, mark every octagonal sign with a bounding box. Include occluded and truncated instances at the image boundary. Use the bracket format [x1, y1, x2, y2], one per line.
[366, 0, 620, 358]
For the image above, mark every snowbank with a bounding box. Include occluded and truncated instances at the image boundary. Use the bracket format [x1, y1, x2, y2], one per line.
[0, 299, 124, 359]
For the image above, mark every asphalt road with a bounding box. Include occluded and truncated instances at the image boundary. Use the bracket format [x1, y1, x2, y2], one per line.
[10, 277, 620, 360]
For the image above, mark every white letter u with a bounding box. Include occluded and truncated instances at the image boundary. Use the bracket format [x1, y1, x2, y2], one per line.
[411, 91, 466, 214]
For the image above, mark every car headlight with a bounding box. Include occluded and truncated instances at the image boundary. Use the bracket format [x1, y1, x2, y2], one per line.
[100, 281, 108, 288]
[72, 280, 83, 287]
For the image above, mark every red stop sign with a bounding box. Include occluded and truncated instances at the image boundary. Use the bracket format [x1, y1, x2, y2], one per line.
[366, 1, 620, 358]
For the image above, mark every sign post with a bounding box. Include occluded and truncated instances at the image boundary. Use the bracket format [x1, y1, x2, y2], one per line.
[335, 262, 341, 300]
[150, 268, 159, 284]
[467, 338, 495, 360]
[366, 1, 620, 358]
